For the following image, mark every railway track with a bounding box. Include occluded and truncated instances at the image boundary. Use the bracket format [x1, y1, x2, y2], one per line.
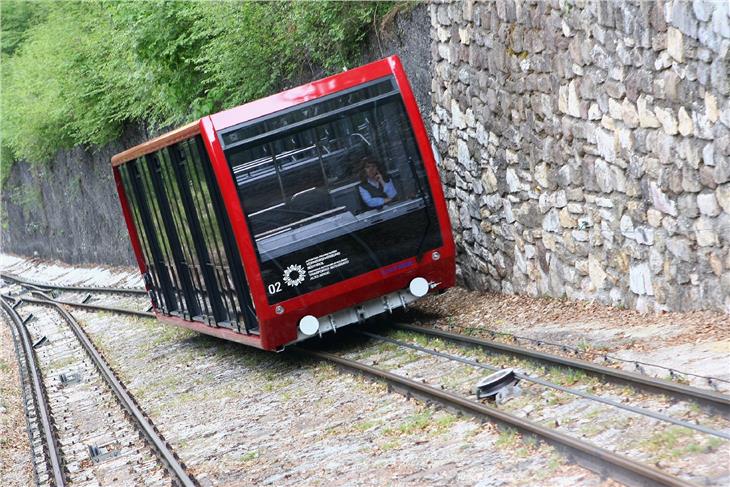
[11, 275, 726, 411]
[357, 329, 730, 438]
[297, 347, 691, 487]
[0, 272, 147, 296]
[292, 327, 729, 486]
[0, 290, 197, 487]
[391, 323, 730, 414]
[1, 297, 65, 486]
[4, 271, 725, 400]
[0, 272, 154, 318]
[3, 277, 729, 486]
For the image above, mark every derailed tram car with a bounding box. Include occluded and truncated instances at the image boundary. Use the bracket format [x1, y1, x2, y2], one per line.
[111, 56, 455, 351]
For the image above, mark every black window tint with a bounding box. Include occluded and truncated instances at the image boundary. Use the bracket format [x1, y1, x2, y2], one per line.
[221, 76, 443, 304]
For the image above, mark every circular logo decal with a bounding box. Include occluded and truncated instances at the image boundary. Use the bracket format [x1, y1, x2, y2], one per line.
[283, 264, 306, 287]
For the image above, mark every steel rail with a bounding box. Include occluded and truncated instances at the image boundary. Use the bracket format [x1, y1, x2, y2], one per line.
[394, 323, 730, 413]
[29, 293, 155, 319]
[0, 297, 67, 487]
[362, 331, 730, 440]
[0, 272, 147, 295]
[11, 287, 707, 484]
[2, 299, 43, 486]
[296, 347, 694, 487]
[14, 294, 196, 487]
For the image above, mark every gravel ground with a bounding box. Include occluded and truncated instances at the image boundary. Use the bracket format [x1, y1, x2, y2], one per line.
[0, 309, 34, 486]
[1, 253, 728, 485]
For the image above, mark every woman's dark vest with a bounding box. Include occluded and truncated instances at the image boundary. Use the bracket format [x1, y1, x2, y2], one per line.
[360, 180, 388, 198]
[359, 180, 389, 209]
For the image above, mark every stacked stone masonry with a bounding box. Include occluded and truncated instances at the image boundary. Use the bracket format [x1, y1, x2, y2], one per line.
[430, 0, 730, 312]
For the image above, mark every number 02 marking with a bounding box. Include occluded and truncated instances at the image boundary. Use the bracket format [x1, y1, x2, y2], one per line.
[268, 282, 282, 295]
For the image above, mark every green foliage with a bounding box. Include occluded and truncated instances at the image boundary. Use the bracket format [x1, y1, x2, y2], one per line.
[1, 1, 394, 165]
[638, 426, 721, 460]
[239, 450, 259, 462]
[0, 1, 49, 57]
[3, 4, 136, 161]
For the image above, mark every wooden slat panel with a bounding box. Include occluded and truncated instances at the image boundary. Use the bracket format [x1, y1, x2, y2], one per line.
[111, 121, 201, 166]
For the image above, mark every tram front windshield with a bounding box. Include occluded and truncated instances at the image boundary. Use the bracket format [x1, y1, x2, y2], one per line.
[219, 77, 442, 304]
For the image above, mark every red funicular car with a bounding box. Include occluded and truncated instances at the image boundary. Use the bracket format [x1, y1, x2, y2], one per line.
[112, 55, 455, 351]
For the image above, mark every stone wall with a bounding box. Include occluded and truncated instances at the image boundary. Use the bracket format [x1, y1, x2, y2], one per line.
[1, 127, 145, 266]
[362, 4, 434, 125]
[430, 0, 730, 312]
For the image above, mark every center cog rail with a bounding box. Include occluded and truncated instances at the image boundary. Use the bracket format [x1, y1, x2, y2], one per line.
[296, 347, 695, 487]
[10, 293, 197, 487]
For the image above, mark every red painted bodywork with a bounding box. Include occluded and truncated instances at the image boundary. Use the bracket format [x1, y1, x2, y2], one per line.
[113, 56, 455, 351]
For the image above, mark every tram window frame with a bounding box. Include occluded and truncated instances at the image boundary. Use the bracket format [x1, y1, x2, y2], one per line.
[220, 78, 443, 305]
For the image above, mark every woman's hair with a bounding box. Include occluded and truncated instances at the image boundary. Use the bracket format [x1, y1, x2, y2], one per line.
[358, 156, 385, 185]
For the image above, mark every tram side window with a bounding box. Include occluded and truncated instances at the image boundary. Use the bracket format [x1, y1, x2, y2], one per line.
[229, 127, 370, 237]
[223, 77, 433, 244]
[220, 77, 443, 304]
[117, 137, 255, 331]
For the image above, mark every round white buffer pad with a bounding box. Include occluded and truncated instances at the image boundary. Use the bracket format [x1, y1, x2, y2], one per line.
[409, 277, 429, 297]
[299, 315, 320, 336]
